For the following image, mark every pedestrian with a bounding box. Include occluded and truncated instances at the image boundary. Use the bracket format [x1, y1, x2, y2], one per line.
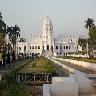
[0, 51, 2, 68]
[2, 50, 6, 68]
[7, 51, 10, 69]
[11, 50, 15, 63]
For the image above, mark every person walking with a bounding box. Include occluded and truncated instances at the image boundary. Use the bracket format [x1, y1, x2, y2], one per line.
[7, 51, 10, 69]
[11, 50, 15, 63]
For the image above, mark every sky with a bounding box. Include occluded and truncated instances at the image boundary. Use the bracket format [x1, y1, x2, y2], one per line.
[0, 0, 96, 40]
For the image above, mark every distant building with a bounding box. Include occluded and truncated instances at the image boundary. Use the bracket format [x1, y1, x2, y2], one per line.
[16, 16, 81, 56]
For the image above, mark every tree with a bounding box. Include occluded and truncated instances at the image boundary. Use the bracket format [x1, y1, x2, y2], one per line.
[78, 38, 87, 50]
[85, 18, 94, 30]
[19, 38, 26, 42]
[89, 26, 96, 50]
[85, 18, 95, 56]
[7, 25, 20, 52]
[0, 12, 6, 51]
[0, 12, 2, 20]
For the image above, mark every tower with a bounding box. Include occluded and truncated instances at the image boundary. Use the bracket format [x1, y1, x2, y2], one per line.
[42, 16, 54, 51]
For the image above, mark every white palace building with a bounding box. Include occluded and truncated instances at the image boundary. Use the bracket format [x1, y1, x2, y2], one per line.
[16, 16, 81, 56]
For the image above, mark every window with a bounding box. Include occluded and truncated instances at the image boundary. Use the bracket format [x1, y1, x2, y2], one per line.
[30, 46, 31, 49]
[38, 46, 40, 49]
[24, 46, 26, 51]
[35, 46, 37, 49]
[77, 46, 78, 49]
[60, 46, 61, 49]
[50, 27, 51, 31]
[69, 46, 70, 49]
[19, 47, 21, 50]
[17, 47, 18, 50]
[64, 53, 65, 55]
[66, 46, 68, 49]
[64, 46, 65, 49]
[32, 46, 34, 49]
[56, 46, 58, 49]
[43, 46, 44, 50]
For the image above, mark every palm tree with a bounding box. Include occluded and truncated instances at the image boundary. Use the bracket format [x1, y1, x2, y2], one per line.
[85, 18, 94, 30]
[7, 25, 20, 52]
[85, 18, 95, 57]
[78, 38, 87, 50]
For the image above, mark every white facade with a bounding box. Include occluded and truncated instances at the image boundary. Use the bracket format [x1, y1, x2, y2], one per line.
[16, 16, 81, 56]
[53, 36, 78, 56]
[16, 42, 29, 54]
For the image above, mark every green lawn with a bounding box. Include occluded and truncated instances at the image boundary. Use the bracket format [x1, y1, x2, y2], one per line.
[0, 57, 56, 96]
[57, 56, 96, 64]
[72, 57, 96, 64]
[19, 57, 56, 73]
[0, 59, 32, 96]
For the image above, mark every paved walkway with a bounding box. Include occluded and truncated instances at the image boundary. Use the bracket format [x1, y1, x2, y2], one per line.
[53, 57, 96, 74]
[79, 93, 96, 96]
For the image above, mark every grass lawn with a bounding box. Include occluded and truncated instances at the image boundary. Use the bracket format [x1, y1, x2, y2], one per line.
[72, 57, 96, 64]
[19, 57, 56, 73]
[57, 56, 96, 64]
[0, 57, 56, 96]
[0, 59, 32, 96]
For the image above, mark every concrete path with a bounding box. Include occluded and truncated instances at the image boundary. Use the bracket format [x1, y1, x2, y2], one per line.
[52, 57, 96, 74]
[51, 57, 83, 74]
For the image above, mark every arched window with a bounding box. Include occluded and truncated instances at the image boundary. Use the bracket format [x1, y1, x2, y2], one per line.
[38, 46, 40, 49]
[35, 46, 37, 49]
[32, 46, 34, 49]
[66, 46, 68, 49]
[19, 47, 21, 50]
[30, 46, 31, 49]
[69, 46, 70, 49]
[56, 46, 58, 49]
[24, 46, 26, 51]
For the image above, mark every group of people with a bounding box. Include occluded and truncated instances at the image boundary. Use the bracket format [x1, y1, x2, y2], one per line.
[0, 50, 15, 69]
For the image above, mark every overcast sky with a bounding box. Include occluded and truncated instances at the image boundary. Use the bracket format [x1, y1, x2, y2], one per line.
[0, 0, 96, 40]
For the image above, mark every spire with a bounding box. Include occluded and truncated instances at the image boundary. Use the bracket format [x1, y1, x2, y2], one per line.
[42, 16, 53, 33]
